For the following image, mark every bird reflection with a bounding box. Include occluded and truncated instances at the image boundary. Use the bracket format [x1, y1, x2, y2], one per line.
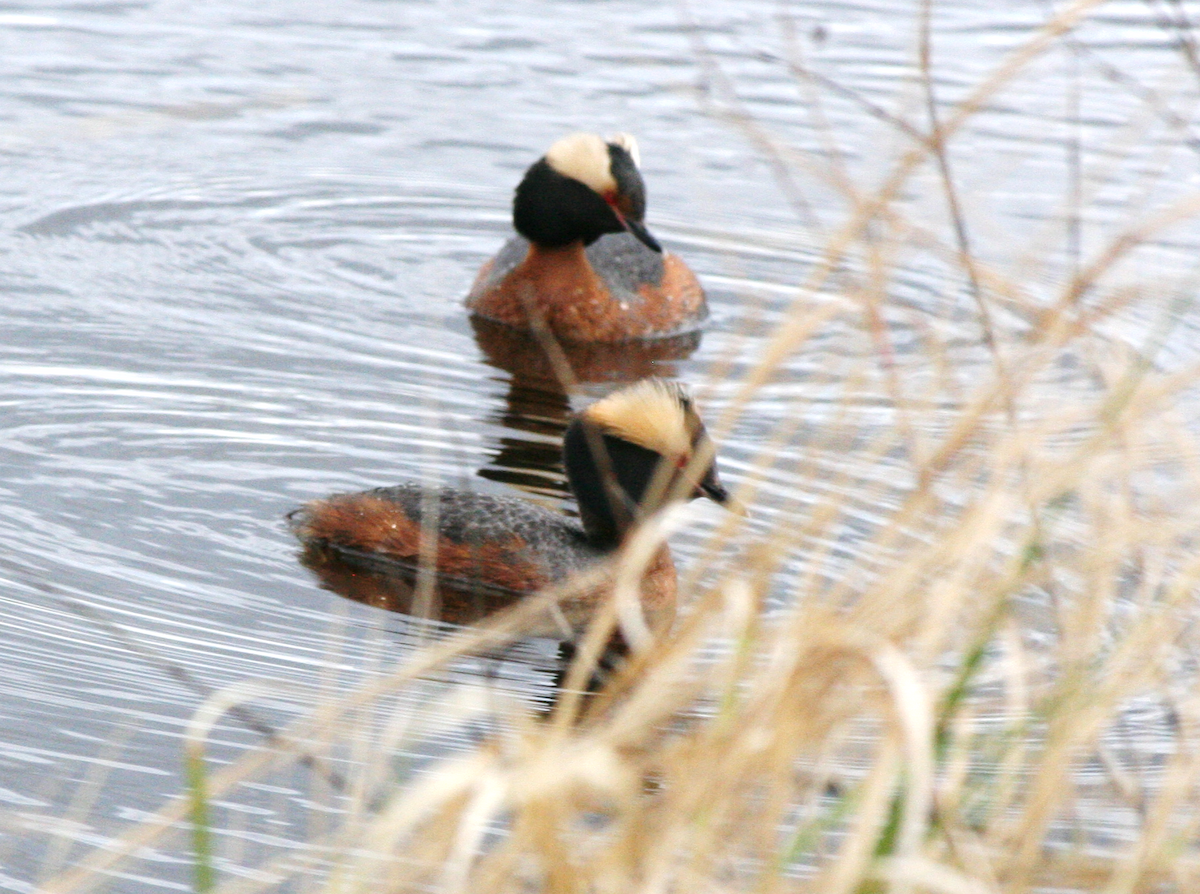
[470, 316, 701, 497]
[470, 316, 701, 388]
[297, 543, 623, 701]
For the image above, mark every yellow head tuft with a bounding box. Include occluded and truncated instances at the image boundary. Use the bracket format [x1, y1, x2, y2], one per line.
[582, 378, 699, 459]
[544, 132, 617, 197]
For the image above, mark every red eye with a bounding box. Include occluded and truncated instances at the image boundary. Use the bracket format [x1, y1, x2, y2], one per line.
[602, 191, 629, 220]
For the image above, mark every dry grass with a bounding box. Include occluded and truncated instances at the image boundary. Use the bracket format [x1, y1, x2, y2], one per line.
[38, 1, 1200, 892]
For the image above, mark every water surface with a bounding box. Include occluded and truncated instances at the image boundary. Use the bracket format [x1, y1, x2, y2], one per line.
[2, 0, 1198, 888]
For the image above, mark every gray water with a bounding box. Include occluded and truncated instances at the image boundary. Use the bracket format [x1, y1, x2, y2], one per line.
[2, 0, 1199, 889]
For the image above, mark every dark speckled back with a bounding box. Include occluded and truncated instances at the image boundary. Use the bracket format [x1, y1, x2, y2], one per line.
[586, 232, 666, 292]
[365, 482, 603, 583]
[475, 232, 665, 306]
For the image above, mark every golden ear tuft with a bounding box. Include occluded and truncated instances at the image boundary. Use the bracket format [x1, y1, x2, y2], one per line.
[544, 132, 617, 196]
[583, 378, 695, 458]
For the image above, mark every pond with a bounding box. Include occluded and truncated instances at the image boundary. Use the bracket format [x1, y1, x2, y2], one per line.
[2, 0, 1199, 889]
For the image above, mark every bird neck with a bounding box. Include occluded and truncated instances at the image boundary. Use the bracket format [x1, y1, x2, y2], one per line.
[563, 419, 668, 549]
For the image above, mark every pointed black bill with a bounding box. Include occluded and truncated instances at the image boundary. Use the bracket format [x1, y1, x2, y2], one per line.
[699, 477, 729, 505]
[695, 461, 730, 505]
[695, 465, 747, 515]
[622, 215, 662, 253]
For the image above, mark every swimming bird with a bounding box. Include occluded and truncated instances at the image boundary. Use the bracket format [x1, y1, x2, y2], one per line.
[288, 379, 732, 636]
[466, 133, 707, 342]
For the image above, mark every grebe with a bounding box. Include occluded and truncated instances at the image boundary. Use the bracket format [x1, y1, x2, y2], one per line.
[288, 379, 732, 636]
[466, 133, 707, 343]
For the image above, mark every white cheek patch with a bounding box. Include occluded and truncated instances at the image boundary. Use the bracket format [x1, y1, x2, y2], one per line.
[545, 132, 617, 197]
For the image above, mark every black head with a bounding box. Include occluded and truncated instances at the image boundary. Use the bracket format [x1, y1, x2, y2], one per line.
[562, 379, 732, 548]
[512, 132, 662, 252]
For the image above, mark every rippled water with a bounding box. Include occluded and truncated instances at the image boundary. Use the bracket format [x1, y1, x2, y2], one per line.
[2, 0, 1199, 888]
